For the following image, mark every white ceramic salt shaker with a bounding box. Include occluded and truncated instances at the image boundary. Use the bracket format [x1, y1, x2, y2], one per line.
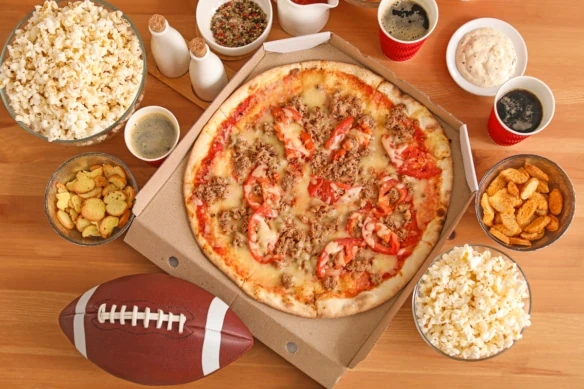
[148, 15, 190, 78]
[188, 38, 228, 102]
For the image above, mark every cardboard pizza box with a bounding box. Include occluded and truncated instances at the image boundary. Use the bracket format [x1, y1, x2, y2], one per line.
[125, 32, 478, 388]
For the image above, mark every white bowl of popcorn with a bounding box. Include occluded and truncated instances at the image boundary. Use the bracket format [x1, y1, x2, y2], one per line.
[0, 0, 146, 145]
[413, 244, 531, 361]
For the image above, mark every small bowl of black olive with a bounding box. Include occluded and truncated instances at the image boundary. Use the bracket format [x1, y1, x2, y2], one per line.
[196, 0, 273, 57]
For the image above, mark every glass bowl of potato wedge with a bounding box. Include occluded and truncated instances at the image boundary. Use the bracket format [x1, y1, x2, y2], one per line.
[476, 154, 575, 251]
[45, 152, 138, 246]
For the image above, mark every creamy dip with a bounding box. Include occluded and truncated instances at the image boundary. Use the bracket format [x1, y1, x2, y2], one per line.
[456, 27, 517, 88]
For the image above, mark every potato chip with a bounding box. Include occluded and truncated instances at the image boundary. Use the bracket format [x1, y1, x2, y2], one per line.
[69, 195, 82, 213]
[94, 175, 109, 188]
[490, 227, 511, 245]
[546, 214, 560, 232]
[78, 187, 102, 199]
[56, 192, 71, 211]
[82, 225, 101, 238]
[549, 188, 563, 215]
[102, 184, 118, 197]
[87, 167, 104, 178]
[103, 164, 116, 179]
[81, 198, 106, 222]
[76, 217, 92, 232]
[72, 173, 96, 194]
[500, 168, 529, 184]
[108, 174, 127, 190]
[57, 210, 75, 230]
[520, 177, 539, 200]
[118, 209, 131, 228]
[106, 200, 128, 217]
[524, 163, 549, 182]
[524, 216, 551, 233]
[99, 216, 119, 238]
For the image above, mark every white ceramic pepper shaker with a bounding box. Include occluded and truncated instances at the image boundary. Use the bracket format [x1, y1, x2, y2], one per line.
[148, 14, 190, 78]
[188, 38, 228, 102]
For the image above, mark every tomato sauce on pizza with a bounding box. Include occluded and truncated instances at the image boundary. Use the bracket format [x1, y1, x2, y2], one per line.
[184, 61, 452, 318]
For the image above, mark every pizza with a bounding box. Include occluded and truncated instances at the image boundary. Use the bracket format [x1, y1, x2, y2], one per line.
[184, 61, 453, 318]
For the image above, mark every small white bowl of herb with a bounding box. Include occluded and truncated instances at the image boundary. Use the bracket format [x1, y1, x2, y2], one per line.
[196, 0, 273, 57]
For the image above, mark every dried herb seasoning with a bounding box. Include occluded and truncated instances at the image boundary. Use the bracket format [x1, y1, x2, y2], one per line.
[210, 0, 267, 48]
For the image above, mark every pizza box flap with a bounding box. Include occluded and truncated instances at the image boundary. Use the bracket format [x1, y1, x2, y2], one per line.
[126, 32, 477, 388]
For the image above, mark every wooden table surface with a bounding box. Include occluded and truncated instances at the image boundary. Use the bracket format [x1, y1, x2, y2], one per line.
[1, 0, 583, 388]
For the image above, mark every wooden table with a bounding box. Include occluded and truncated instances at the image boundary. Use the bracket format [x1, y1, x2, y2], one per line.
[1, 0, 582, 388]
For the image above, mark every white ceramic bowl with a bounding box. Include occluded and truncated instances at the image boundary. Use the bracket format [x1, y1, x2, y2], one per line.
[196, 0, 273, 57]
[446, 18, 528, 96]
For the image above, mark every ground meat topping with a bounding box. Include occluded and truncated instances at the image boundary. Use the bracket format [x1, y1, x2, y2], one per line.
[305, 107, 333, 146]
[330, 92, 362, 121]
[290, 96, 308, 117]
[322, 276, 338, 291]
[388, 187, 400, 204]
[231, 138, 278, 182]
[345, 254, 373, 273]
[281, 171, 296, 192]
[273, 225, 307, 258]
[233, 232, 246, 247]
[370, 273, 383, 286]
[385, 104, 415, 144]
[281, 273, 294, 289]
[358, 114, 375, 130]
[195, 176, 229, 204]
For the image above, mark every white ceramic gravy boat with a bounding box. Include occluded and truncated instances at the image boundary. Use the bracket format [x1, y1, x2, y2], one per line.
[277, 0, 339, 36]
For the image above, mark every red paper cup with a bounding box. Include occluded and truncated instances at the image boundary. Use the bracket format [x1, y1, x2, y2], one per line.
[124, 106, 180, 167]
[377, 0, 439, 61]
[488, 76, 555, 146]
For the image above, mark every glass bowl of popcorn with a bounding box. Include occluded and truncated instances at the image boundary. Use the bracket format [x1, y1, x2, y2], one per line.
[412, 244, 532, 361]
[0, 0, 146, 146]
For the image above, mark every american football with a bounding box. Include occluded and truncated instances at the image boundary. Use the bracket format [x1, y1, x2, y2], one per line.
[59, 273, 254, 385]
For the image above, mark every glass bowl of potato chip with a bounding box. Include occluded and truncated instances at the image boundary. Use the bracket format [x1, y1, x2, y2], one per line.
[476, 154, 575, 251]
[45, 152, 138, 246]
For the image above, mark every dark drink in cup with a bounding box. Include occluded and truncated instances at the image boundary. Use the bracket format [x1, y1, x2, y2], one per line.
[496, 89, 543, 134]
[381, 1, 429, 42]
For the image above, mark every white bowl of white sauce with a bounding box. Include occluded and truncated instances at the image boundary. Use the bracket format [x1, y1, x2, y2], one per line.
[446, 18, 528, 96]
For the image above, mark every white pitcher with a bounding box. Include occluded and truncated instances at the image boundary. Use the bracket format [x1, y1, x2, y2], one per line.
[277, 0, 339, 37]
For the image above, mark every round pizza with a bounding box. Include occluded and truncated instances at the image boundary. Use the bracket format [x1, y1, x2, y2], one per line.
[184, 61, 453, 318]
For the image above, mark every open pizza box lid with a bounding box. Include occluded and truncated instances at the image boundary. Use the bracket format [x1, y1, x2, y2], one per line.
[125, 32, 478, 388]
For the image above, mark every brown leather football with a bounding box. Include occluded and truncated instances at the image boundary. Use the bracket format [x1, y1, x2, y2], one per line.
[59, 273, 253, 385]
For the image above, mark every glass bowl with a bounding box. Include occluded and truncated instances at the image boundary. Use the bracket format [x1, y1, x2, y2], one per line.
[412, 244, 531, 361]
[45, 153, 138, 246]
[476, 154, 575, 251]
[0, 0, 147, 146]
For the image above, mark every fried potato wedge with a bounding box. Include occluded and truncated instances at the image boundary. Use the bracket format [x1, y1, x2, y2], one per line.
[481, 193, 495, 227]
[520, 177, 540, 200]
[524, 216, 551, 234]
[501, 168, 529, 184]
[549, 188, 563, 215]
[509, 237, 532, 247]
[546, 214, 560, 232]
[57, 210, 75, 230]
[81, 198, 106, 222]
[99, 216, 119, 238]
[520, 230, 545, 241]
[490, 227, 511, 245]
[536, 180, 550, 193]
[516, 199, 538, 227]
[487, 174, 507, 196]
[489, 189, 517, 213]
[507, 182, 520, 197]
[500, 213, 522, 235]
[530, 192, 549, 212]
[524, 163, 549, 182]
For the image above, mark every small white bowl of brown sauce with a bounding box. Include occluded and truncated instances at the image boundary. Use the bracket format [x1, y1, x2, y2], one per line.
[196, 0, 273, 57]
[124, 106, 180, 167]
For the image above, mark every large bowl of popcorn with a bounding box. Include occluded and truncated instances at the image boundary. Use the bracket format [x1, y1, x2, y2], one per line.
[412, 244, 531, 361]
[0, 0, 146, 146]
